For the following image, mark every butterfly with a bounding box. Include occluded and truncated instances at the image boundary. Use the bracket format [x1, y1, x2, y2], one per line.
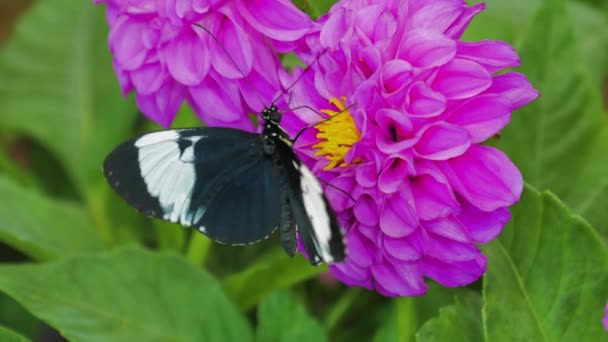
[103, 105, 346, 265]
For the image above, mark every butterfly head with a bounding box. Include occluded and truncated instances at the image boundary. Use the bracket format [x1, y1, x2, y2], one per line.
[262, 106, 281, 124]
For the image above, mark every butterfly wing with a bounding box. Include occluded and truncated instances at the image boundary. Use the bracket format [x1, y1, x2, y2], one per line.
[103, 127, 282, 245]
[277, 142, 346, 265]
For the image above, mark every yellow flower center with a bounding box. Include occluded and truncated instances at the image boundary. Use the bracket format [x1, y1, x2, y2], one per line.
[313, 97, 361, 170]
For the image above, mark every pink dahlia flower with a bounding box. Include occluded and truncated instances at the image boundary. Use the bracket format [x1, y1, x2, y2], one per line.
[95, 0, 314, 129]
[283, 0, 539, 296]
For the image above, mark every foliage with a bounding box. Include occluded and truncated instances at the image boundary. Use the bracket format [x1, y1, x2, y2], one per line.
[0, 0, 606, 341]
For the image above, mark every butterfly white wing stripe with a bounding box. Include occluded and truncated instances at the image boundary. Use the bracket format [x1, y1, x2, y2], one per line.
[296, 161, 336, 263]
[135, 130, 180, 147]
[135, 132, 199, 227]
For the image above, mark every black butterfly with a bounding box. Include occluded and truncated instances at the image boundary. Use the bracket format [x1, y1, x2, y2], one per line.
[103, 105, 346, 265]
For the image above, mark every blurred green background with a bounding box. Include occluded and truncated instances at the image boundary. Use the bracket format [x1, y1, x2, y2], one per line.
[0, 0, 607, 341]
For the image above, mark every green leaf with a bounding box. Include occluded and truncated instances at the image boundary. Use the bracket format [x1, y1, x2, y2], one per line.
[493, 0, 608, 236]
[256, 290, 326, 342]
[482, 185, 608, 341]
[0, 0, 136, 194]
[373, 284, 475, 342]
[0, 292, 40, 340]
[416, 291, 483, 342]
[568, 1, 608, 87]
[0, 175, 104, 260]
[0, 247, 253, 342]
[0, 326, 29, 342]
[464, 0, 540, 43]
[223, 250, 327, 311]
[292, 0, 336, 19]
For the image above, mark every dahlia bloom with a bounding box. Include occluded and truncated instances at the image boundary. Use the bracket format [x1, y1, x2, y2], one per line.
[284, 0, 539, 296]
[95, 0, 314, 129]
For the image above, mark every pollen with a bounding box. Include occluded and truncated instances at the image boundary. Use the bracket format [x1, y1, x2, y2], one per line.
[313, 97, 361, 170]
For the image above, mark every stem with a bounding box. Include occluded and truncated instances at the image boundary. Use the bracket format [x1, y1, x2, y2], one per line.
[324, 287, 361, 331]
[86, 185, 114, 245]
[185, 232, 212, 266]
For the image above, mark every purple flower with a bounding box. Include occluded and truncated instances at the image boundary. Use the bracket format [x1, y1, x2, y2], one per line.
[284, 0, 539, 296]
[95, 0, 314, 129]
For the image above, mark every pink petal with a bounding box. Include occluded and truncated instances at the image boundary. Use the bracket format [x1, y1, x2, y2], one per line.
[356, 162, 379, 188]
[379, 191, 418, 238]
[344, 229, 375, 267]
[109, 16, 148, 71]
[441, 145, 523, 212]
[331, 261, 374, 289]
[398, 29, 457, 69]
[406, 82, 447, 118]
[321, 7, 348, 48]
[136, 82, 185, 128]
[410, 1, 467, 34]
[432, 58, 491, 99]
[240, 0, 313, 41]
[444, 3, 485, 38]
[415, 123, 471, 160]
[325, 175, 357, 212]
[411, 175, 459, 220]
[378, 157, 410, 194]
[383, 233, 424, 262]
[458, 200, 511, 243]
[354, 194, 380, 226]
[371, 261, 427, 296]
[457, 40, 520, 73]
[484, 72, 540, 110]
[208, 16, 253, 79]
[189, 75, 243, 123]
[446, 94, 511, 143]
[130, 62, 169, 95]
[163, 31, 210, 86]
[423, 216, 470, 243]
[422, 254, 487, 287]
[375, 109, 418, 154]
[425, 232, 479, 262]
[380, 60, 413, 94]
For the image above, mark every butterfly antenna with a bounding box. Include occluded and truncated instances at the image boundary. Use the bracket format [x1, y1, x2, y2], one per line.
[192, 23, 267, 110]
[271, 52, 325, 105]
[319, 179, 356, 203]
[291, 103, 357, 144]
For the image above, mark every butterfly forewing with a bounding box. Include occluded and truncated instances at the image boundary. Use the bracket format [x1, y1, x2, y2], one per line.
[103, 127, 282, 245]
[278, 142, 346, 265]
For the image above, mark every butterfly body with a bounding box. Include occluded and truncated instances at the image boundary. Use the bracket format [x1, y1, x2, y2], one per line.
[104, 106, 345, 265]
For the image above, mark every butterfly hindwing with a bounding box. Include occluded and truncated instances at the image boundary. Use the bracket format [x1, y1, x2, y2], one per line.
[277, 142, 346, 265]
[103, 127, 282, 245]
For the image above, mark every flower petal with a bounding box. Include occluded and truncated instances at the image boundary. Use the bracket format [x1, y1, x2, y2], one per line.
[208, 16, 253, 79]
[164, 31, 210, 86]
[457, 40, 520, 73]
[446, 94, 511, 143]
[422, 254, 487, 287]
[458, 200, 511, 243]
[441, 145, 523, 211]
[371, 261, 427, 296]
[398, 29, 457, 69]
[109, 16, 148, 71]
[432, 58, 491, 99]
[136, 82, 185, 127]
[240, 0, 313, 41]
[484, 72, 540, 110]
[411, 175, 459, 220]
[415, 123, 471, 160]
[189, 75, 243, 123]
[406, 82, 447, 118]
